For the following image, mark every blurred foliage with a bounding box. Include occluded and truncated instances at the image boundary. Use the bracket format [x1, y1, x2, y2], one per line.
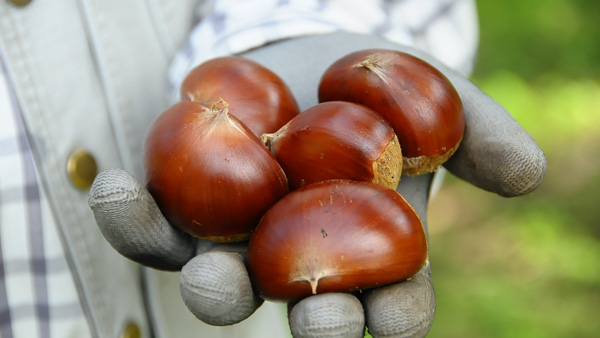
[473, 0, 600, 81]
[424, 0, 600, 338]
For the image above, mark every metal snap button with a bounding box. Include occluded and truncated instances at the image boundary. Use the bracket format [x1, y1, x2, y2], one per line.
[67, 149, 98, 190]
[8, 0, 33, 7]
[120, 322, 141, 338]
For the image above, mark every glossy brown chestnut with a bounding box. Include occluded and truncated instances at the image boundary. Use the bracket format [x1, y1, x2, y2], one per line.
[180, 56, 300, 136]
[142, 100, 289, 242]
[247, 179, 428, 302]
[261, 101, 402, 190]
[318, 49, 465, 175]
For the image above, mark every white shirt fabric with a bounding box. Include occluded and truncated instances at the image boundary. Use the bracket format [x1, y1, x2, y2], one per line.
[0, 0, 479, 337]
[169, 0, 479, 98]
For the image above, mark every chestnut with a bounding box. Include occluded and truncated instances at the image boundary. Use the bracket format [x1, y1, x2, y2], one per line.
[247, 179, 428, 302]
[318, 49, 465, 175]
[261, 101, 402, 190]
[142, 100, 289, 242]
[180, 56, 300, 136]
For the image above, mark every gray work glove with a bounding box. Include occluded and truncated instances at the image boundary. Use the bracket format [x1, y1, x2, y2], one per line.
[88, 32, 547, 337]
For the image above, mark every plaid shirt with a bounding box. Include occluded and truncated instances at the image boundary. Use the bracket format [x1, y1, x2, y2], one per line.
[0, 0, 478, 337]
[0, 61, 89, 337]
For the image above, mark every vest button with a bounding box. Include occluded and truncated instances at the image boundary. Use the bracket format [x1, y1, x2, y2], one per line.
[67, 149, 97, 190]
[121, 322, 141, 338]
[8, 0, 32, 7]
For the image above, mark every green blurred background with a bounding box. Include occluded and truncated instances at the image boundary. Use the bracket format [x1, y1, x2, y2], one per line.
[425, 0, 600, 337]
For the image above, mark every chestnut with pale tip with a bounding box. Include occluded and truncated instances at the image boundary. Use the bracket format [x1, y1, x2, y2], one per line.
[180, 56, 300, 136]
[318, 48, 465, 175]
[247, 179, 428, 302]
[261, 101, 402, 190]
[142, 99, 289, 242]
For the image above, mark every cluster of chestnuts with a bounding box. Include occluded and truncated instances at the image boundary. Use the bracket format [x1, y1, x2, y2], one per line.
[142, 50, 465, 302]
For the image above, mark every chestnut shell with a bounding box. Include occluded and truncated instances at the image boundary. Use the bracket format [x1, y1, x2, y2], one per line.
[262, 101, 402, 190]
[181, 56, 300, 136]
[247, 179, 428, 302]
[142, 101, 289, 242]
[318, 49, 465, 175]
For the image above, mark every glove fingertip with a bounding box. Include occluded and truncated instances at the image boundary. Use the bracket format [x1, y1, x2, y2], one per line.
[446, 128, 548, 197]
[362, 264, 435, 338]
[180, 252, 263, 326]
[492, 140, 547, 197]
[443, 77, 548, 198]
[289, 293, 365, 338]
[89, 168, 195, 270]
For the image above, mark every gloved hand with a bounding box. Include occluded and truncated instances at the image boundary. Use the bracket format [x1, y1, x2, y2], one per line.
[88, 32, 547, 338]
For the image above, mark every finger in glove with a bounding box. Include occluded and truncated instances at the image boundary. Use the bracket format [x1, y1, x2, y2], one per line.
[180, 251, 263, 326]
[362, 262, 435, 338]
[88, 168, 195, 270]
[288, 293, 365, 338]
